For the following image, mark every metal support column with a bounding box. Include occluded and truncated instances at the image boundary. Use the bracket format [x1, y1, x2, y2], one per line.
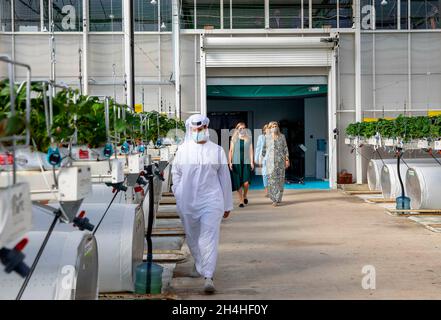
[355, 0, 363, 184]
[123, 0, 135, 109]
[172, 0, 181, 119]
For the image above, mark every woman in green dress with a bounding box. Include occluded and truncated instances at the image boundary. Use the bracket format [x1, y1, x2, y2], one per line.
[263, 121, 290, 207]
[228, 122, 254, 208]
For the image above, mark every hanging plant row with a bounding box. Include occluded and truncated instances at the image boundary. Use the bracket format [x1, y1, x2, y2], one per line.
[345, 115, 441, 150]
[0, 80, 185, 153]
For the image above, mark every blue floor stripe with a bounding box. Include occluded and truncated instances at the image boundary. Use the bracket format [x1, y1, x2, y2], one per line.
[248, 175, 330, 190]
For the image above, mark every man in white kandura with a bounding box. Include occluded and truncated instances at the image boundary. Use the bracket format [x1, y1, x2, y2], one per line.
[171, 114, 233, 293]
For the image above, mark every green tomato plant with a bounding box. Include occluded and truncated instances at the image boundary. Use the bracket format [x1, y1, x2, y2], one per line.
[345, 114, 441, 141]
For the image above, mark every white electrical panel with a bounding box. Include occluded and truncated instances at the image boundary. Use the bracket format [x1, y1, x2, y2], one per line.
[128, 154, 144, 174]
[160, 148, 170, 162]
[58, 166, 92, 202]
[384, 139, 395, 147]
[434, 140, 441, 150]
[147, 148, 160, 158]
[417, 140, 429, 149]
[169, 144, 178, 155]
[143, 155, 151, 167]
[0, 183, 32, 247]
[111, 159, 125, 184]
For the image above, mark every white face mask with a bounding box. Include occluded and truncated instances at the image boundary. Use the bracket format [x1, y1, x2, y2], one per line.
[191, 129, 208, 143]
[270, 127, 279, 133]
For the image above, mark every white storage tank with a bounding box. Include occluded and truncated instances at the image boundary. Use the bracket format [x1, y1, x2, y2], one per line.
[380, 159, 438, 199]
[0, 231, 98, 300]
[84, 184, 140, 205]
[84, 178, 162, 234]
[406, 166, 441, 209]
[32, 203, 145, 293]
[367, 159, 397, 191]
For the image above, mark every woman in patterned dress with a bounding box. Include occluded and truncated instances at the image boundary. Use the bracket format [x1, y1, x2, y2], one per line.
[263, 121, 290, 207]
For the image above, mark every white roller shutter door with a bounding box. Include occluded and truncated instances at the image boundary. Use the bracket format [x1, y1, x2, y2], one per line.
[202, 36, 335, 68]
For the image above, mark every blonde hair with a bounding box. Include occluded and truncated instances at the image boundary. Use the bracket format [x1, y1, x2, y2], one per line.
[262, 124, 268, 133]
[232, 122, 247, 144]
[268, 121, 280, 137]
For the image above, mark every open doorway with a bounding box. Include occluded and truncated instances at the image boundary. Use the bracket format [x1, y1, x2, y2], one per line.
[207, 84, 329, 190]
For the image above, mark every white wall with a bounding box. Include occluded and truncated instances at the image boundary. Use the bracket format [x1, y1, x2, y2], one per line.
[304, 96, 328, 178]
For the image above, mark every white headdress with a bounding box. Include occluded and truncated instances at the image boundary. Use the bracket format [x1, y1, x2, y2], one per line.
[184, 114, 210, 142]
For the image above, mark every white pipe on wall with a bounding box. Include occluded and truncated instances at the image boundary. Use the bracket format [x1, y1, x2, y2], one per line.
[172, 0, 181, 119]
[123, 0, 133, 107]
[82, 0, 89, 95]
[265, 0, 269, 29]
[200, 34, 207, 116]
[354, 0, 363, 184]
[328, 44, 338, 189]
[40, 0, 44, 32]
[220, 0, 224, 29]
[372, 33, 376, 116]
[408, 33, 412, 114]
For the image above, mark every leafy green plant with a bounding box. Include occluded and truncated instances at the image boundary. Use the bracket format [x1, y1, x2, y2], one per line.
[345, 122, 360, 137]
[362, 121, 377, 138]
[74, 95, 107, 148]
[430, 116, 441, 138]
[376, 118, 395, 138]
[345, 121, 376, 138]
[345, 114, 441, 141]
[0, 79, 186, 152]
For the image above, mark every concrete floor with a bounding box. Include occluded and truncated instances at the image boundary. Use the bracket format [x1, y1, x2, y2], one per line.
[170, 189, 441, 299]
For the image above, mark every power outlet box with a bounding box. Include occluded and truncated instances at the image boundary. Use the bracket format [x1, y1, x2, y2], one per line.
[417, 140, 429, 149]
[111, 159, 125, 184]
[160, 148, 170, 162]
[0, 183, 32, 247]
[58, 166, 92, 202]
[128, 154, 144, 174]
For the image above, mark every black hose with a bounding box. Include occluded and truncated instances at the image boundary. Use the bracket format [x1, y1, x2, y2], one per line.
[92, 189, 120, 236]
[145, 173, 155, 294]
[427, 150, 441, 167]
[397, 150, 406, 198]
[16, 210, 61, 300]
[400, 157, 410, 169]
